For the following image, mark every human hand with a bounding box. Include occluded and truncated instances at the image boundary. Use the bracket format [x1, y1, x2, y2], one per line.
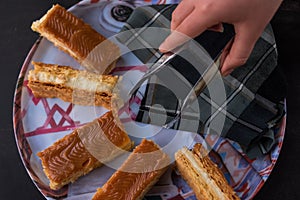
[159, 0, 283, 76]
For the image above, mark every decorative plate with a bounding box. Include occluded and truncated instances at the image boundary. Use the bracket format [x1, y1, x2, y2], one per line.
[13, 0, 286, 199]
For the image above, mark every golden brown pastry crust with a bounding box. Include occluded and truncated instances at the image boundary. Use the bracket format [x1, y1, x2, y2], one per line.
[31, 4, 120, 74]
[37, 111, 133, 190]
[27, 62, 119, 109]
[175, 144, 240, 200]
[92, 139, 170, 200]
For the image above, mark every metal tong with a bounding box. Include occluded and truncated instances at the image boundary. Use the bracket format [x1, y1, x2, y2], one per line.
[128, 41, 225, 129]
[128, 42, 190, 97]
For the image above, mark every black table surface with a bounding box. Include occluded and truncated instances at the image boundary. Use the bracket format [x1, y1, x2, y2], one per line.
[1, 0, 299, 199]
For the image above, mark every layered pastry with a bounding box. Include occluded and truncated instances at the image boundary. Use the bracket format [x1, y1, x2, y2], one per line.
[37, 111, 133, 190]
[175, 144, 240, 200]
[31, 4, 120, 74]
[27, 62, 119, 109]
[92, 139, 170, 200]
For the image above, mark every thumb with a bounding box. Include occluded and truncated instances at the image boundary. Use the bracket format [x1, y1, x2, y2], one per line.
[221, 25, 261, 76]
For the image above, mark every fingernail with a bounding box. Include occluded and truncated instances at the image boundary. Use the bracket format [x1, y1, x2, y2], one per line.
[159, 39, 171, 52]
[219, 25, 224, 33]
[159, 43, 168, 53]
[222, 69, 234, 77]
[208, 23, 224, 33]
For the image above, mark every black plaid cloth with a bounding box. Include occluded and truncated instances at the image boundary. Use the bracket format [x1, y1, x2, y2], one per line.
[117, 4, 287, 158]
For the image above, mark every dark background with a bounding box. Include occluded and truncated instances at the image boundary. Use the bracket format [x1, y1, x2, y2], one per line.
[0, 0, 299, 199]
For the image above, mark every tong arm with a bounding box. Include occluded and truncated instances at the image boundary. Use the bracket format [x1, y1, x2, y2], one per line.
[128, 42, 190, 96]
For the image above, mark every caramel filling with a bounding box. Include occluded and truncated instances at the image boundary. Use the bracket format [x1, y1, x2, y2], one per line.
[93, 139, 170, 200]
[32, 4, 120, 74]
[41, 5, 104, 59]
[37, 111, 132, 187]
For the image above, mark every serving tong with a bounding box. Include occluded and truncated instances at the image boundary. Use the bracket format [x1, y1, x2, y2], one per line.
[128, 39, 229, 129]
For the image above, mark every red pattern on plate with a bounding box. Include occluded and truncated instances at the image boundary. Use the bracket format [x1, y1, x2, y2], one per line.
[13, 1, 286, 199]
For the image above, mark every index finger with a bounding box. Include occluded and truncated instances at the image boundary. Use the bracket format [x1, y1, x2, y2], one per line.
[160, 10, 213, 52]
[171, 0, 195, 30]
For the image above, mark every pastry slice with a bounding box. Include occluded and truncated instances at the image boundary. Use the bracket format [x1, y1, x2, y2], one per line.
[31, 4, 120, 74]
[27, 62, 119, 109]
[37, 111, 133, 190]
[92, 139, 170, 200]
[175, 144, 240, 200]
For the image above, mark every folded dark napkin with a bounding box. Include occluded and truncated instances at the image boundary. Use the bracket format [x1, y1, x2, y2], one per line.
[117, 4, 287, 158]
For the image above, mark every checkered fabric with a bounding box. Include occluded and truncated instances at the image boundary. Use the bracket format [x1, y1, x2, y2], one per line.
[117, 4, 287, 158]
